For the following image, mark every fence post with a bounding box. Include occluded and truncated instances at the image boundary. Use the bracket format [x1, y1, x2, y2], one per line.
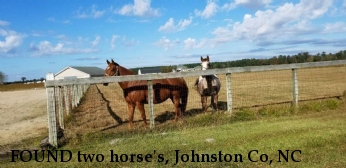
[147, 80, 155, 128]
[57, 86, 64, 129]
[45, 73, 58, 148]
[64, 85, 70, 115]
[226, 73, 233, 115]
[292, 69, 299, 107]
[73, 85, 77, 107]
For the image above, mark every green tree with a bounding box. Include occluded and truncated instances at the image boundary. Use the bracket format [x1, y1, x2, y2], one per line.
[21, 77, 26, 82]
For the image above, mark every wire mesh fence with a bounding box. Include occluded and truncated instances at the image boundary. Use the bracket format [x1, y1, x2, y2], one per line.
[45, 62, 346, 146]
[298, 65, 346, 101]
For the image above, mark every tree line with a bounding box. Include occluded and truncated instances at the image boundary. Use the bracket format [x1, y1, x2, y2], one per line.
[184, 50, 346, 69]
[1, 50, 345, 83]
[130, 50, 346, 73]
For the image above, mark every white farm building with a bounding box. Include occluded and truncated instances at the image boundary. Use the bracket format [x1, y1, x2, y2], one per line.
[55, 66, 105, 80]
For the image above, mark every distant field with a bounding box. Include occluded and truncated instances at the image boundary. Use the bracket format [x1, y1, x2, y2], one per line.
[0, 83, 45, 91]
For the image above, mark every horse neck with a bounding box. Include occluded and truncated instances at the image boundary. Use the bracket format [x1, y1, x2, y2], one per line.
[117, 66, 135, 89]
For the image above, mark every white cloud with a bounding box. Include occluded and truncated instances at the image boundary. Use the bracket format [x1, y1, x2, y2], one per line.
[47, 17, 55, 22]
[195, 0, 219, 19]
[159, 18, 175, 32]
[0, 20, 10, 26]
[120, 36, 139, 48]
[47, 17, 71, 24]
[184, 38, 207, 49]
[211, 0, 333, 45]
[153, 36, 180, 51]
[75, 5, 105, 19]
[178, 17, 193, 29]
[111, 35, 119, 49]
[92, 35, 101, 47]
[29, 41, 98, 56]
[221, 2, 237, 12]
[324, 21, 346, 34]
[0, 29, 24, 54]
[55, 34, 68, 40]
[234, 0, 272, 9]
[158, 17, 193, 33]
[116, 0, 160, 17]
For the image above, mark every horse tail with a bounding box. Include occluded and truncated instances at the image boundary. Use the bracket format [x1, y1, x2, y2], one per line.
[180, 79, 189, 113]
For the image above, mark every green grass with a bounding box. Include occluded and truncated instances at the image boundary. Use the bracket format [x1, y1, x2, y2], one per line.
[1, 99, 346, 167]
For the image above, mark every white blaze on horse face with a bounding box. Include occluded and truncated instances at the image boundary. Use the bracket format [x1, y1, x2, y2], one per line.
[201, 61, 209, 70]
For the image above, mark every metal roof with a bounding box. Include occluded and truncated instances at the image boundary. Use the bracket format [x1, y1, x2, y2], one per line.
[139, 68, 162, 74]
[55, 66, 105, 77]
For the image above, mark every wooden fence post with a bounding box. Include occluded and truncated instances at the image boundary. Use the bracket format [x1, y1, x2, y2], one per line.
[57, 86, 64, 129]
[147, 80, 155, 128]
[226, 73, 233, 115]
[64, 85, 70, 115]
[45, 73, 58, 148]
[292, 69, 299, 107]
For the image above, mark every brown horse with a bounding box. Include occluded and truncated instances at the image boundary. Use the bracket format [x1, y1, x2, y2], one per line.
[104, 59, 189, 129]
[195, 56, 221, 112]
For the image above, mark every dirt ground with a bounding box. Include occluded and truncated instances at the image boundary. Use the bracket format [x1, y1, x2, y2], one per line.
[0, 89, 47, 146]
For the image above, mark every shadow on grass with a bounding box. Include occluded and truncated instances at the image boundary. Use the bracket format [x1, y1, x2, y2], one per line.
[95, 85, 124, 125]
[155, 101, 228, 123]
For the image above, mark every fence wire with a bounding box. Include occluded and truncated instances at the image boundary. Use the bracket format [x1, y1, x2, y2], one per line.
[50, 64, 346, 134]
[298, 65, 346, 100]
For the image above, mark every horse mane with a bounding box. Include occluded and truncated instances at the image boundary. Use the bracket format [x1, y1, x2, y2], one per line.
[118, 65, 135, 76]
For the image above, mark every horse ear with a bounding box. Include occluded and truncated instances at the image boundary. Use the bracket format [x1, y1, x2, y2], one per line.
[107, 60, 110, 64]
[111, 59, 119, 66]
[207, 55, 209, 62]
[201, 56, 203, 61]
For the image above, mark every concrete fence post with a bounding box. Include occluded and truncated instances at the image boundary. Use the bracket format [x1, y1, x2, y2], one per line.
[292, 69, 299, 107]
[71, 85, 75, 108]
[57, 86, 64, 129]
[147, 80, 155, 128]
[64, 85, 70, 115]
[45, 72, 58, 148]
[226, 73, 232, 115]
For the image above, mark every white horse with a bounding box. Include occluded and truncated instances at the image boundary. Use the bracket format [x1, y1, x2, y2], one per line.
[195, 56, 221, 112]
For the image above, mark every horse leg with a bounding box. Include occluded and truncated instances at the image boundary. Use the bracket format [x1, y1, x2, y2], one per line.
[127, 103, 135, 129]
[214, 94, 219, 111]
[201, 96, 208, 112]
[173, 95, 181, 122]
[136, 102, 148, 128]
[211, 95, 215, 112]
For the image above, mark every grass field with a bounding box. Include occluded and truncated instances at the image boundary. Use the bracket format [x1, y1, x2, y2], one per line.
[1, 65, 346, 167]
[1, 99, 346, 167]
[0, 83, 45, 91]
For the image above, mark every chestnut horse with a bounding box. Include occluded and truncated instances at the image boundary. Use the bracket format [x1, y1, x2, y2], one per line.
[195, 56, 221, 112]
[104, 59, 189, 129]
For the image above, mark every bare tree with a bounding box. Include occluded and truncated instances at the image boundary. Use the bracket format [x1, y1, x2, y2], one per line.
[0, 71, 6, 83]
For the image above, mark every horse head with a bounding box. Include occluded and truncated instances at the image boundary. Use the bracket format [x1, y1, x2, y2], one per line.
[103, 59, 119, 86]
[201, 55, 210, 70]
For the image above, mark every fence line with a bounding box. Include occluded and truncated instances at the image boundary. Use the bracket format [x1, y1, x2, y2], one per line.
[45, 60, 346, 147]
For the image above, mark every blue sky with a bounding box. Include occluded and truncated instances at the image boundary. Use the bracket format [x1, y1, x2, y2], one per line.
[1, 0, 346, 82]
